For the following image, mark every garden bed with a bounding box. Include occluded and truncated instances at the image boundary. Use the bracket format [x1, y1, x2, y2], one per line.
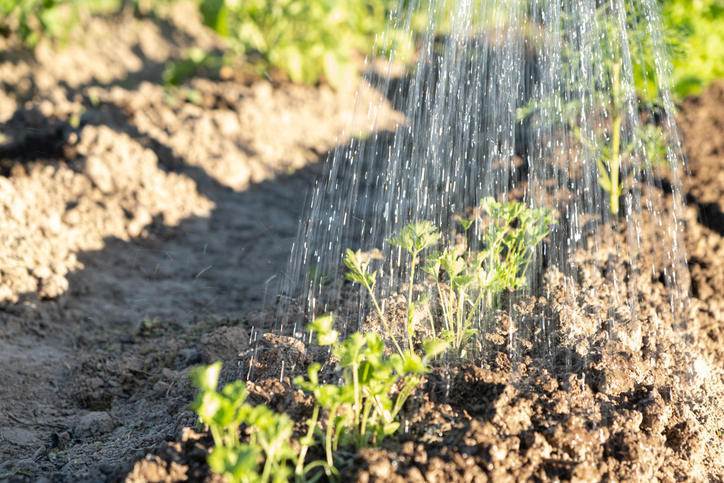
[0, 4, 723, 482]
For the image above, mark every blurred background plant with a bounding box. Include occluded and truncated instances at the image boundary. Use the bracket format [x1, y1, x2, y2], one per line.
[0, 0, 171, 47]
[0, 0, 722, 92]
[195, 0, 396, 89]
[662, 0, 724, 97]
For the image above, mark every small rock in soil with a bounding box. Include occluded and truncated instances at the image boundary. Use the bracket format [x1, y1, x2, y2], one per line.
[74, 412, 116, 439]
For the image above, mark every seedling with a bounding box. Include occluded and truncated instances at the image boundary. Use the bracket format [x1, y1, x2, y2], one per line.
[294, 314, 446, 471]
[348, 199, 553, 359]
[388, 220, 441, 354]
[344, 248, 405, 357]
[419, 198, 553, 356]
[517, 0, 674, 217]
[189, 362, 302, 483]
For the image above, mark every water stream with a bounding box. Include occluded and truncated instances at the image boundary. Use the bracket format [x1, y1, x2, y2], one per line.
[274, 0, 690, 371]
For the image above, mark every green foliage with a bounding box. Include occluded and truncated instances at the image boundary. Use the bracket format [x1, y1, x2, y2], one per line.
[189, 362, 298, 483]
[421, 199, 553, 356]
[0, 0, 171, 48]
[518, 0, 675, 217]
[163, 46, 223, 86]
[197, 0, 396, 89]
[294, 314, 442, 471]
[344, 248, 405, 357]
[389, 220, 441, 353]
[1, 0, 78, 46]
[663, 0, 724, 96]
[190, 317, 438, 483]
[477, 198, 553, 290]
[346, 200, 553, 359]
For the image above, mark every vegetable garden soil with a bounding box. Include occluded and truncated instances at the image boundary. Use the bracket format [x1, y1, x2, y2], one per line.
[1, 6, 724, 482]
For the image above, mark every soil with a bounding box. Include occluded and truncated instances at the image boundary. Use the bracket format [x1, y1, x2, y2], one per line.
[0, 4, 723, 482]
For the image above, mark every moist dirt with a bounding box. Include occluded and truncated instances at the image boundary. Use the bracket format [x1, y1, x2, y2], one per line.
[1, 5, 724, 482]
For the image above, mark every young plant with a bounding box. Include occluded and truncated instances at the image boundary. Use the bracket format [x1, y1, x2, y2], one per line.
[344, 248, 404, 357]
[517, 0, 675, 217]
[345, 200, 552, 359]
[419, 198, 553, 357]
[597, 57, 624, 216]
[388, 220, 441, 354]
[189, 362, 301, 483]
[294, 314, 446, 471]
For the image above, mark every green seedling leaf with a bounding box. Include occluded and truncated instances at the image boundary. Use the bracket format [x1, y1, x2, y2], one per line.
[207, 444, 260, 482]
[438, 251, 466, 279]
[315, 384, 342, 409]
[389, 220, 440, 255]
[423, 338, 449, 360]
[344, 249, 376, 288]
[357, 359, 375, 385]
[335, 332, 366, 367]
[382, 422, 400, 435]
[308, 314, 334, 335]
[598, 175, 612, 193]
[199, 0, 228, 36]
[421, 260, 440, 278]
[452, 273, 475, 290]
[189, 361, 222, 393]
[458, 216, 474, 231]
[317, 330, 339, 346]
[480, 197, 503, 218]
[294, 364, 322, 397]
[221, 380, 247, 404]
[401, 353, 426, 374]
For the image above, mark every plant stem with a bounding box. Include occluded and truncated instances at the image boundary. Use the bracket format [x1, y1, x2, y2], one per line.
[353, 362, 360, 430]
[464, 290, 485, 330]
[296, 405, 320, 481]
[611, 61, 622, 216]
[364, 281, 404, 357]
[261, 446, 275, 483]
[325, 406, 337, 469]
[391, 376, 419, 420]
[209, 424, 223, 450]
[360, 397, 373, 448]
[406, 252, 418, 355]
[435, 278, 451, 332]
[457, 287, 465, 351]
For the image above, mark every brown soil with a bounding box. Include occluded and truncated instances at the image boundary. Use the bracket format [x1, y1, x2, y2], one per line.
[1, 5, 723, 482]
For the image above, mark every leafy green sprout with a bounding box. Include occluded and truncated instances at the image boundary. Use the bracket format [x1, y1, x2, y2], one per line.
[420, 199, 553, 357]
[345, 199, 553, 359]
[458, 215, 474, 234]
[388, 220, 441, 354]
[294, 314, 446, 474]
[189, 362, 307, 483]
[344, 248, 405, 357]
[517, 0, 675, 217]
